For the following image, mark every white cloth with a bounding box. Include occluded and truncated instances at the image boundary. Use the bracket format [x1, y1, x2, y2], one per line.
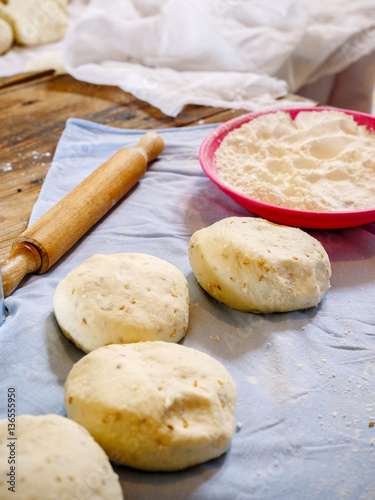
[63, 0, 375, 116]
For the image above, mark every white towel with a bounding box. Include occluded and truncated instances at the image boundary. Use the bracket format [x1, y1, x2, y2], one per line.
[63, 0, 375, 116]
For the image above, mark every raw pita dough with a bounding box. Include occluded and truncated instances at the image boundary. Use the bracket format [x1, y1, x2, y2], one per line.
[25, 51, 66, 74]
[53, 253, 190, 352]
[65, 341, 237, 471]
[0, 0, 67, 46]
[0, 17, 13, 55]
[0, 414, 122, 500]
[189, 217, 331, 313]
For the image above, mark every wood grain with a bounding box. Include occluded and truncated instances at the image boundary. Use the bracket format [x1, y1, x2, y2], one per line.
[0, 73, 247, 261]
[0, 69, 55, 89]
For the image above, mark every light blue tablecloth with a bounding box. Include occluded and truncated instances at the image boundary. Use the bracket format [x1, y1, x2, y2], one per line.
[1, 119, 374, 500]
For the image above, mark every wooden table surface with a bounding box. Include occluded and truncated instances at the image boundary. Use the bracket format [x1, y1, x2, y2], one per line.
[0, 70, 310, 263]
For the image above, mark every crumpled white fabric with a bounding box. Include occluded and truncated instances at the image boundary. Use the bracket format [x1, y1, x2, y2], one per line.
[63, 0, 375, 116]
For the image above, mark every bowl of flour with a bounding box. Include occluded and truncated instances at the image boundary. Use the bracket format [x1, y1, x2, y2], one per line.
[199, 108, 375, 229]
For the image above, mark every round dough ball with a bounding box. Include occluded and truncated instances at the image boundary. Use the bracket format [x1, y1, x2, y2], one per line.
[25, 51, 66, 75]
[189, 217, 331, 313]
[0, 414, 122, 500]
[64, 341, 237, 471]
[53, 253, 190, 353]
[0, 18, 13, 55]
[0, 0, 67, 46]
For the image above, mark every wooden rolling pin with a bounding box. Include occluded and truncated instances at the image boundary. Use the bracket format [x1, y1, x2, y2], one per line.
[0, 131, 165, 298]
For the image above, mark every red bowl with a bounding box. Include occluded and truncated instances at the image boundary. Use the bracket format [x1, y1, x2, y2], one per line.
[199, 107, 375, 229]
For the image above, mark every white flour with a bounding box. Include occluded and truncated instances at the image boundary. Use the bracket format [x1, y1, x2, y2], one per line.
[215, 110, 375, 212]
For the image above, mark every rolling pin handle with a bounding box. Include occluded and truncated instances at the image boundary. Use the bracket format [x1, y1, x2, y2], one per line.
[0, 243, 42, 298]
[135, 132, 165, 163]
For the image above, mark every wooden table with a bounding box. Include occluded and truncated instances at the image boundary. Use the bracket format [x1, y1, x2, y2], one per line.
[0, 70, 310, 262]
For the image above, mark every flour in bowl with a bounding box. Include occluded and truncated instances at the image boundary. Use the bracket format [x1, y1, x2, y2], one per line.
[215, 110, 375, 212]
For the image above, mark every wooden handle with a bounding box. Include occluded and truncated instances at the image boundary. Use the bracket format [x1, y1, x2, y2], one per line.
[0, 132, 164, 297]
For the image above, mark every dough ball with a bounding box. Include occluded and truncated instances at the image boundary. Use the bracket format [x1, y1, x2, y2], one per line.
[0, 0, 67, 46]
[189, 217, 331, 313]
[53, 253, 190, 353]
[0, 18, 13, 55]
[25, 51, 66, 74]
[64, 341, 237, 471]
[0, 414, 122, 500]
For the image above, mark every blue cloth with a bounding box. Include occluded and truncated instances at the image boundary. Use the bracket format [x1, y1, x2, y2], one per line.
[0, 271, 5, 327]
[1, 119, 375, 499]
